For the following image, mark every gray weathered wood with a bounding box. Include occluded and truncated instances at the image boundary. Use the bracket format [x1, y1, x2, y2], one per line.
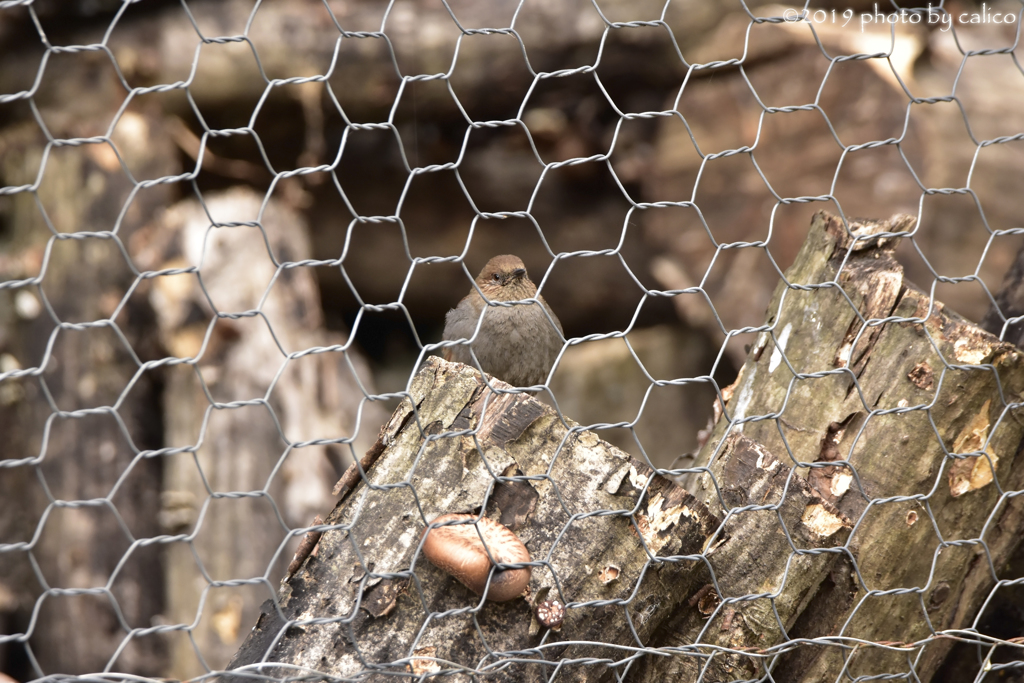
[634, 432, 853, 681]
[228, 212, 1024, 682]
[227, 356, 723, 681]
[674, 211, 1024, 681]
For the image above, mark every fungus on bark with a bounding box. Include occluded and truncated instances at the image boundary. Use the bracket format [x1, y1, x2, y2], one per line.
[535, 598, 565, 631]
[420, 513, 531, 602]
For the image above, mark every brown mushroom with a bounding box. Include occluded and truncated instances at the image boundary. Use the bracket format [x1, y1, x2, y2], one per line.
[420, 513, 531, 602]
[535, 597, 565, 631]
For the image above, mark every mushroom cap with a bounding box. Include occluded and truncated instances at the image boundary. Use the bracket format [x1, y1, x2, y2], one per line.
[535, 597, 565, 631]
[421, 513, 531, 602]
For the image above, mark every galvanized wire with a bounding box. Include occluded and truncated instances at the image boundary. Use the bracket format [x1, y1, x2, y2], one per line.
[2, 0, 1024, 681]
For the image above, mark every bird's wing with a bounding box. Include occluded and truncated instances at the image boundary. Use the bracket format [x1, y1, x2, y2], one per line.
[540, 296, 565, 336]
[441, 295, 482, 365]
[443, 296, 482, 341]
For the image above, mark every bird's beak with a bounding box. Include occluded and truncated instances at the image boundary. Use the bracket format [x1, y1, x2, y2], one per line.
[511, 268, 526, 280]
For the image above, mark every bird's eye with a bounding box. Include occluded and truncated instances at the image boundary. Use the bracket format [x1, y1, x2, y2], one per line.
[492, 273, 501, 282]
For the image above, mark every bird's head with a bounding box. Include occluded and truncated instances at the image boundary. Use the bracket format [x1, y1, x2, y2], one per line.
[475, 255, 537, 301]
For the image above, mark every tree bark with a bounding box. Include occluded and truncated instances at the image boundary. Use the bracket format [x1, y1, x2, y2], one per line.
[228, 355, 722, 682]
[228, 211, 1024, 682]
[668, 211, 1024, 682]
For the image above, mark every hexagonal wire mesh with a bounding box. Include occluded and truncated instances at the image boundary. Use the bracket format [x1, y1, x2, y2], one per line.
[2, 0, 1024, 681]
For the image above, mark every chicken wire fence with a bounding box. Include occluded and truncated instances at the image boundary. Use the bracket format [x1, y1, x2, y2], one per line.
[2, 0, 1024, 681]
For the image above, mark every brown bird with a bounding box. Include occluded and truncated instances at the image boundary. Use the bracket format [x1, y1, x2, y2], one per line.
[442, 255, 564, 387]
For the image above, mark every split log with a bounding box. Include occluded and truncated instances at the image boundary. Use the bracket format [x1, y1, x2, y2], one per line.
[662, 211, 1024, 681]
[224, 356, 859, 682]
[227, 211, 1024, 682]
[228, 355, 723, 681]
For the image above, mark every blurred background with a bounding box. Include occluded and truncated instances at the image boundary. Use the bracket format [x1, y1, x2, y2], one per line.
[1, 0, 1023, 679]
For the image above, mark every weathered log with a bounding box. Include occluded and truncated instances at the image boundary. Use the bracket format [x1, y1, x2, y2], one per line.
[226, 360, 852, 680]
[228, 211, 1024, 683]
[227, 355, 725, 681]
[665, 211, 1024, 681]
